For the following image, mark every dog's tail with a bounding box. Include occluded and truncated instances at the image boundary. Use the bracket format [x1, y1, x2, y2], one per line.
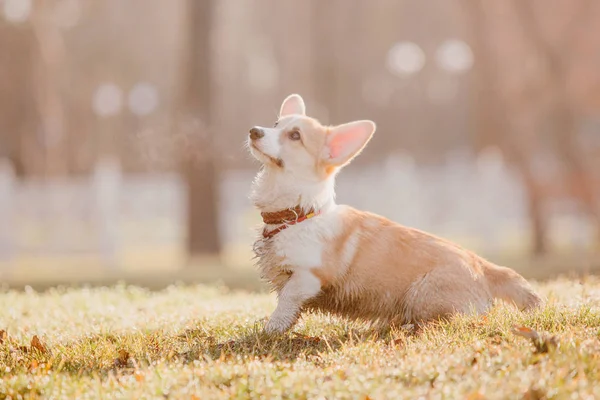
[483, 263, 544, 311]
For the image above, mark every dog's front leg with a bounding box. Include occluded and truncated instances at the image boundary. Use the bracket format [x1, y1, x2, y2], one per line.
[265, 270, 321, 334]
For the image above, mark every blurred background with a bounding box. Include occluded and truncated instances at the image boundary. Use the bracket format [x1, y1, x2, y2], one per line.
[0, 0, 599, 289]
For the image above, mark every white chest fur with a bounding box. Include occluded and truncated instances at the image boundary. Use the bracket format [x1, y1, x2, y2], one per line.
[270, 208, 340, 270]
[254, 206, 341, 275]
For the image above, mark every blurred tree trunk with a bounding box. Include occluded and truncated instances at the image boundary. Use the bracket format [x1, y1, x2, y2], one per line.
[0, 25, 37, 178]
[311, 0, 338, 122]
[512, 0, 600, 247]
[461, 0, 504, 154]
[180, 0, 221, 259]
[31, 0, 68, 178]
[461, 0, 549, 255]
[0, 1, 69, 178]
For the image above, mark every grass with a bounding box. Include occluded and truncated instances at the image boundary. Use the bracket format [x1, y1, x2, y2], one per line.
[1, 277, 600, 399]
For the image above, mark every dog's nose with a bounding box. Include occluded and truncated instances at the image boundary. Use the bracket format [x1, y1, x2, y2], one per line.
[249, 127, 264, 140]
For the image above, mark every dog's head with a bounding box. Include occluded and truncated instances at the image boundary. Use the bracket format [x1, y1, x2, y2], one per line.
[247, 94, 376, 180]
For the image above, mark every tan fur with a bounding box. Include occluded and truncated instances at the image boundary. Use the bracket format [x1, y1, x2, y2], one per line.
[249, 94, 544, 332]
[305, 207, 540, 324]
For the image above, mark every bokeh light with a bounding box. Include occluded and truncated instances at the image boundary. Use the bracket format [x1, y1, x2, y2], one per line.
[128, 82, 159, 116]
[93, 83, 124, 118]
[386, 41, 426, 77]
[2, 0, 31, 23]
[435, 39, 474, 73]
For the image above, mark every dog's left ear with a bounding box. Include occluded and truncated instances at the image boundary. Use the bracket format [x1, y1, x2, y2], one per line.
[322, 120, 376, 167]
[279, 94, 306, 117]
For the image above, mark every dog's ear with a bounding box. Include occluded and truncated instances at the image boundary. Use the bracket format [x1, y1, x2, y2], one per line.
[279, 94, 306, 117]
[322, 120, 376, 166]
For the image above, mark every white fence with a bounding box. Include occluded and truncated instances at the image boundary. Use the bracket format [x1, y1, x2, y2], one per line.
[0, 157, 186, 270]
[0, 150, 595, 271]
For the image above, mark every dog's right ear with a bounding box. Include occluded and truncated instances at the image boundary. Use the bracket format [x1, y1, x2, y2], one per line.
[279, 94, 306, 117]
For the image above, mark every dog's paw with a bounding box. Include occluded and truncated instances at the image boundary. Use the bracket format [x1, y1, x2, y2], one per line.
[264, 318, 292, 335]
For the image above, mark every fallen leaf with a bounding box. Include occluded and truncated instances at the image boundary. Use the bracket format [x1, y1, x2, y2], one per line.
[0, 330, 6, 344]
[31, 335, 48, 354]
[512, 325, 558, 354]
[469, 315, 489, 329]
[513, 326, 537, 339]
[466, 391, 486, 400]
[134, 370, 145, 382]
[29, 360, 39, 371]
[44, 359, 53, 373]
[430, 373, 438, 388]
[292, 332, 321, 343]
[490, 335, 503, 345]
[522, 387, 546, 400]
[118, 349, 129, 360]
[114, 349, 130, 368]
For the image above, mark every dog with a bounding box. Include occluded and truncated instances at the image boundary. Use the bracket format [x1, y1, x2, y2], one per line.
[247, 93, 543, 334]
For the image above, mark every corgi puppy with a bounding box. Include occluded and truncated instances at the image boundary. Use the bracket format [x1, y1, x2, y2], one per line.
[248, 93, 543, 334]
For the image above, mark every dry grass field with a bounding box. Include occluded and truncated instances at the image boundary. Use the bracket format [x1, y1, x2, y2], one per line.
[1, 277, 600, 399]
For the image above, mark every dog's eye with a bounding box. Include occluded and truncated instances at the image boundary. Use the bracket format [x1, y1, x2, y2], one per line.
[288, 130, 301, 141]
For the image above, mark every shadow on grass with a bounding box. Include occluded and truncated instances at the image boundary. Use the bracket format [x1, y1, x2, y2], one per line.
[205, 318, 417, 362]
[208, 330, 343, 362]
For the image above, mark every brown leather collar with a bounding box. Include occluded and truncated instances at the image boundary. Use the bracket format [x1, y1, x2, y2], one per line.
[261, 206, 320, 239]
[261, 205, 312, 225]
